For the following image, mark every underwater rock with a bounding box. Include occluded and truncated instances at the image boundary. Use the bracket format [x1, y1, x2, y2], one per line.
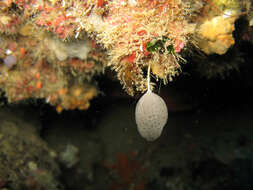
[0, 107, 61, 190]
[43, 117, 105, 189]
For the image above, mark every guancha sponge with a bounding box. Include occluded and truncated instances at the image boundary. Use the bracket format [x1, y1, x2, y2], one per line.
[135, 90, 168, 141]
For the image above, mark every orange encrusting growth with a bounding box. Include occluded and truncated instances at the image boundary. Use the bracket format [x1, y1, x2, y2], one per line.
[36, 81, 42, 90]
[20, 47, 26, 58]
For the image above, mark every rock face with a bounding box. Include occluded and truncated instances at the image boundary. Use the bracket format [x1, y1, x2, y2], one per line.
[0, 107, 61, 190]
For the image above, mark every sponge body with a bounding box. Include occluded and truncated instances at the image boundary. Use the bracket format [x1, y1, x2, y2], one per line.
[135, 90, 168, 141]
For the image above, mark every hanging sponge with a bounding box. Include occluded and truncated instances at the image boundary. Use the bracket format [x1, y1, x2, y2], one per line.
[135, 90, 168, 141]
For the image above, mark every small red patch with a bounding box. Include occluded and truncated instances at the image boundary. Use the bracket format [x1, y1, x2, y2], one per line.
[137, 30, 147, 36]
[142, 42, 149, 56]
[20, 47, 26, 58]
[128, 52, 136, 63]
[97, 0, 104, 7]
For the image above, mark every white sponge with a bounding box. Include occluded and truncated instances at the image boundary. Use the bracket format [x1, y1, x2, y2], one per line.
[46, 37, 91, 61]
[135, 90, 168, 141]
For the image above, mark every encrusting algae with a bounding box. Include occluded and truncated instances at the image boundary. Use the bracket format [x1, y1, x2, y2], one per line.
[0, 0, 251, 111]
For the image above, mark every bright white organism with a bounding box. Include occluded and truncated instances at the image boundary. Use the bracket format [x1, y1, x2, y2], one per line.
[135, 65, 168, 141]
